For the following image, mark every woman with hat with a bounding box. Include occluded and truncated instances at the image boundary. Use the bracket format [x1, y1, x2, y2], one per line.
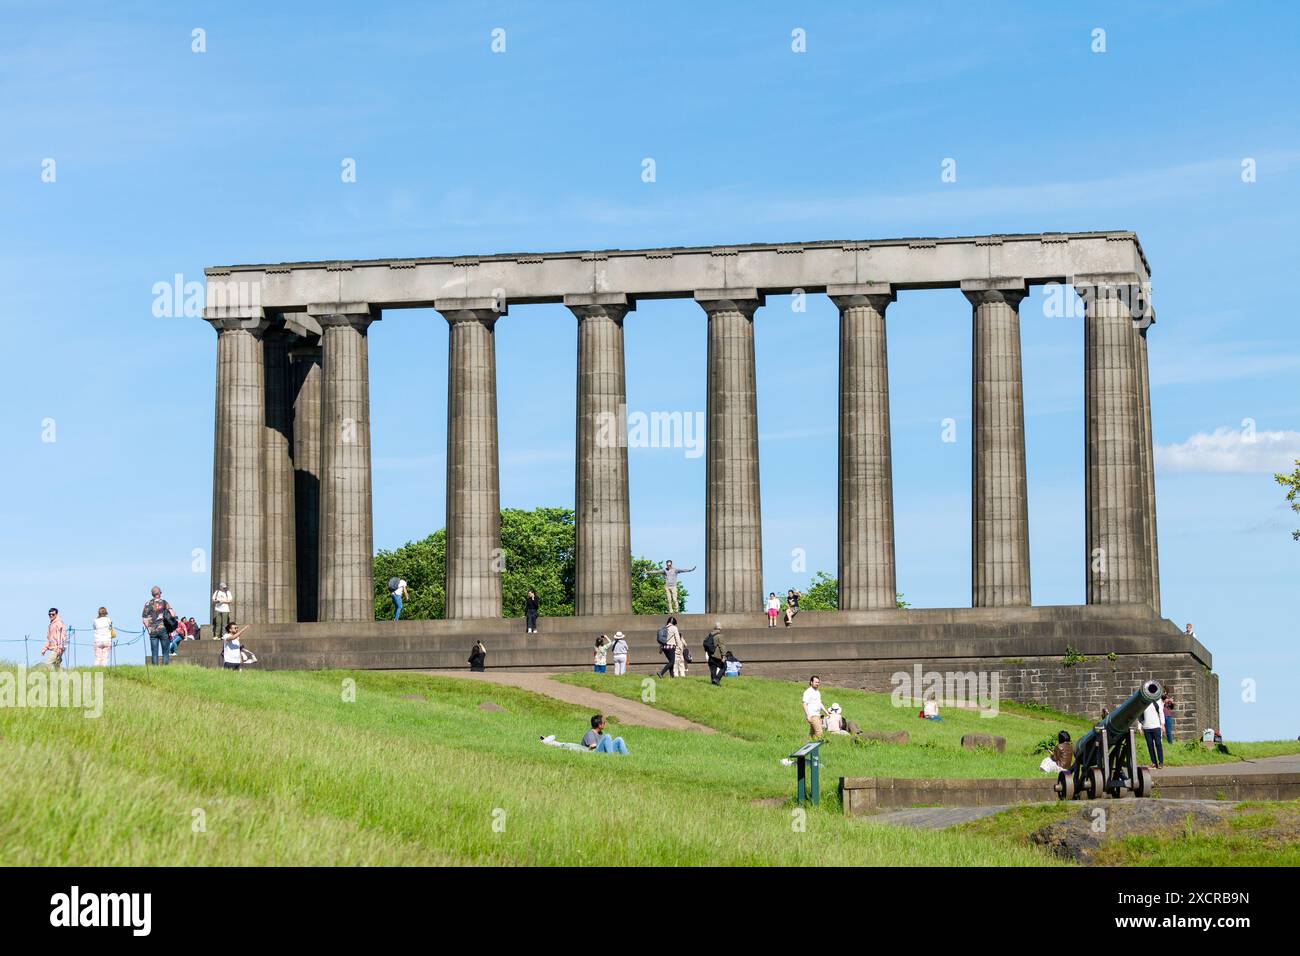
[610, 631, 629, 675]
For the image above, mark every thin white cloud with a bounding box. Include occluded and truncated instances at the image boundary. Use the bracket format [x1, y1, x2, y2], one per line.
[1155, 426, 1300, 474]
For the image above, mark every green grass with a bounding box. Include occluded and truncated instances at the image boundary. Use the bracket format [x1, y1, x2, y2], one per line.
[0, 666, 1056, 866]
[956, 800, 1300, 866]
[556, 672, 1300, 774]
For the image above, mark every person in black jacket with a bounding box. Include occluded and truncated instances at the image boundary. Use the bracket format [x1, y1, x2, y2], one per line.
[468, 640, 487, 672]
[524, 590, 540, 634]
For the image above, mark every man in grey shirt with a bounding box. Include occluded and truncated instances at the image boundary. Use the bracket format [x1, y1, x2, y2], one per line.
[582, 714, 629, 755]
[649, 559, 695, 614]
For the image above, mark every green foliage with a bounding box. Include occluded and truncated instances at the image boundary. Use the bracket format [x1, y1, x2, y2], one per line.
[373, 507, 684, 619]
[796, 571, 909, 610]
[499, 507, 576, 617]
[1106, 651, 1118, 662]
[1062, 645, 1090, 667]
[799, 570, 839, 610]
[1275, 459, 1300, 541]
[374, 529, 447, 619]
[1031, 733, 1058, 756]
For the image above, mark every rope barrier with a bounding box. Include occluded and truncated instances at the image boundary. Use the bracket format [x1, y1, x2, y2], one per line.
[0, 627, 181, 668]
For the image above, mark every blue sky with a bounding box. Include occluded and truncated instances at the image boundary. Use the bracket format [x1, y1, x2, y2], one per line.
[1, 1, 1296, 738]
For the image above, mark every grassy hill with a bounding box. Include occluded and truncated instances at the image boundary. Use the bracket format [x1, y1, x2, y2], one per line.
[2, 666, 1296, 866]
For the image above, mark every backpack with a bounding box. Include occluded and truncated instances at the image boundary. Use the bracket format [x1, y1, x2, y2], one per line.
[388, 577, 400, 592]
[162, 605, 178, 633]
[656, 626, 669, 647]
[702, 634, 717, 657]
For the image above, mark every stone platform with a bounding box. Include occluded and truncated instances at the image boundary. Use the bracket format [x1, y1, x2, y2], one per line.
[181, 603, 1218, 735]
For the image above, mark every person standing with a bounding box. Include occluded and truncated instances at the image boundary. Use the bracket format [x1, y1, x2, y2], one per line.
[610, 631, 629, 675]
[92, 606, 114, 667]
[1161, 692, 1176, 744]
[211, 582, 233, 639]
[222, 622, 250, 671]
[766, 592, 780, 627]
[524, 589, 540, 634]
[42, 608, 68, 670]
[1184, 622, 1196, 639]
[649, 560, 695, 614]
[657, 617, 678, 678]
[468, 640, 487, 672]
[390, 578, 410, 620]
[1140, 697, 1165, 769]
[802, 675, 827, 739]
[671, 626, 689, 678]
[593, 634, 610, 674]
[142, 586, 176, 666]
[703, 621, 728, 686]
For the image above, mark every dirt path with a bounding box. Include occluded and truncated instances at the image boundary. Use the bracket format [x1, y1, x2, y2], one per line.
[422, 670, 715, 733]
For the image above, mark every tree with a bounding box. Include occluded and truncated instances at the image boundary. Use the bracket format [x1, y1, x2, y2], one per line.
[796, 571, 909, 610]
[1276, 460, 1300, 541]
[373, 507, 686, 619]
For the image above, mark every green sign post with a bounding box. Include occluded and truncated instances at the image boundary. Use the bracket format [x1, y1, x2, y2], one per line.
[789, 740, 823, 805]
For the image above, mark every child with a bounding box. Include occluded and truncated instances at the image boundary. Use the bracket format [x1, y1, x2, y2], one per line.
[593, 634, 609, 674]
[223, 622, 249, 671]
[766, 592, 780, 627]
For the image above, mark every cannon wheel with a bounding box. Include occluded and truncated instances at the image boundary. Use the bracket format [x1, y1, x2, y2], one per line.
[1085, 767, 1104, 799]
[1133, 766, 1152, 798]
[1055, 772, 1074, 801]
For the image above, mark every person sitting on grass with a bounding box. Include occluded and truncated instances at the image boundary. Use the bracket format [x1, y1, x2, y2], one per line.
[919, 699, 943, 721]
[223, 622, 250, 671]
[1051, 731, 1073, 773]
[581, 714, 629, 755]
[823, 703, 851, 735]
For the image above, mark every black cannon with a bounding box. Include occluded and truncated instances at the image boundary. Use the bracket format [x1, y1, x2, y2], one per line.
[1054, 680, 1163, 801]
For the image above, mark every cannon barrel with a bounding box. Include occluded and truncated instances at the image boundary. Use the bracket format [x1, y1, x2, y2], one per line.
[1076, 679, 1163, 756]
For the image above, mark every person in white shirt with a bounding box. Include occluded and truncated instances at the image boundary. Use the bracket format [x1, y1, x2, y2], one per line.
[1140, 697, 1165, 769]
[212, 584, 233, 639]
[610, 631, 629, 675]
[766, 592, 780, 628]
[223, 623, 249, 671]
[391, 578, 410, 619]
[802, 676, 828, 739]
[92, 606, 114, 667]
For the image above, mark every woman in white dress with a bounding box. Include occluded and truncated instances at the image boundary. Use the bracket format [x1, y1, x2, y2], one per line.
[92, 606, 114, 667]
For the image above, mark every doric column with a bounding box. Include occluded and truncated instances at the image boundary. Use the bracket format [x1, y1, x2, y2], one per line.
[289, 337, 322, 623]
[436, 298, 503, 620]
[1079, 275, 1152, 605]
[262, 328, 297, 622]
[963, 278, 1031, 607]
[697, 289, 765, 615]
[1135, 315, 1161, 612]
[829, 283, 897, 610]
[567, 293, 634, 616]
[206, 309, 269, 623]
[309, 303, 378, 622]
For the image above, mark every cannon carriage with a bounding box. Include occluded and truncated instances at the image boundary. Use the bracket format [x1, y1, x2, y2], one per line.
[1055, 680, 1162, 800]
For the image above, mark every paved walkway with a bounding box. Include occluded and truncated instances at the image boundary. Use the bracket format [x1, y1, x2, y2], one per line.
[1156, 753, 1300, 776]
[423, 670, 715, 733]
